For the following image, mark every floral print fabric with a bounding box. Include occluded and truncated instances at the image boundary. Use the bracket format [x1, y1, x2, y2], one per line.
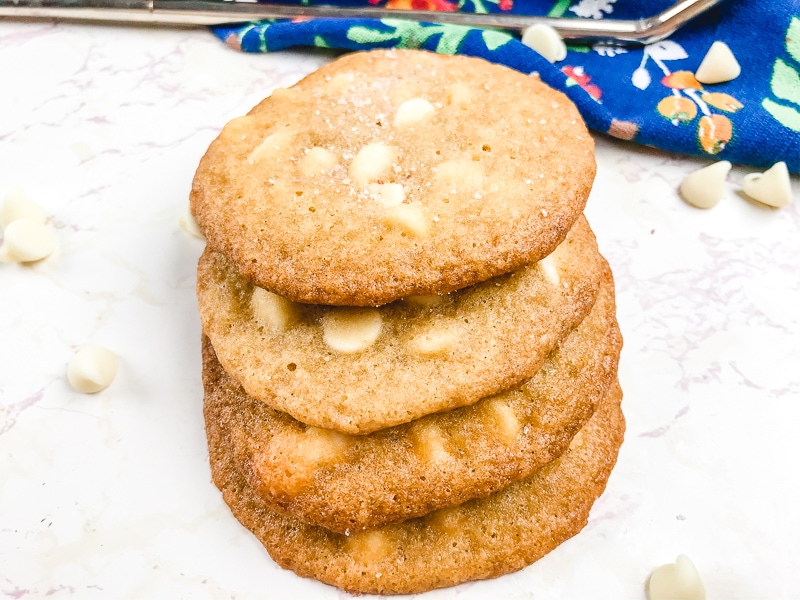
[214, 0, 800, 171]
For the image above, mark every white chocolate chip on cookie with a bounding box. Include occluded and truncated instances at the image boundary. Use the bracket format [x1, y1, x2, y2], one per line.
[434, 159, 485, 190]
[407, 324, 460, 357]
[179, 206, 204, 239]
[521, 24, 568, 63]
[647, 555, 706, 600]
[325, 72, 355, 93]
[538, 254, 560, 286]
[482, 398, 522, 444]
[299, 147, 338, 176]
[447, 82, 473, 107]
[1, 188, 47, 228]
[393, 98, 436, 127]
[322, 308, 383, 353]
[251, 287, 300, 333]
[1, 218, 55, 263]
[679, 160, 731, 209]
[742, 162, 792, 208]
[382, 203, 430, 237]
[367, 182, 406, 207]
[67, 345, 118, 394]
[695, 41, 740, 84]
[349, 143, 397, 185]
[248, 130, 295, 163]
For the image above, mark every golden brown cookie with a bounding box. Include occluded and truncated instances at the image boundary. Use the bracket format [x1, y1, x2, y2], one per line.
[190, 49, 596, 306]
[201, 267, 620, 532]
[197, 216, 604, 434]
[204, 378, 625, 595]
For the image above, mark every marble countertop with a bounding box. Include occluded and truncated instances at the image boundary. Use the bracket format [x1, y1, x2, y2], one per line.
[1, 20, 798, 600]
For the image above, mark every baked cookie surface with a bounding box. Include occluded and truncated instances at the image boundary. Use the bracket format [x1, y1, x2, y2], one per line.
[201, 268, 620, 532]
[197, 216, 604, 434]
[190, 49, 596, 306]
[204, 376, 625, 595]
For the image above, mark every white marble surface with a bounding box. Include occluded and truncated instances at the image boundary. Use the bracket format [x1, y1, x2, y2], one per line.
[1, 20, 799, 600]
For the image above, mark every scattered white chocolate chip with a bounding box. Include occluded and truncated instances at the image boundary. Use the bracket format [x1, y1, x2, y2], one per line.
[325, 72, 355, 93]
[411, 421, 452, 464]
[248, 130, 294, 162]
[434, 159, 485, 189]
[251, 287, 300, 333]
[322, 308, 382, 353]
[447, 82, 473, 107]
[538, 254, 560, 286]
[349, 143, 396, 185]
[679, 160, 732, 209]
[299, 146, 338, 176]
[405, 294, 446, 308]
[382, 203, 430, 237]
[367, 182, 406, 207]
[521, 24, 568, 63]
[1, 188, 47, 228]
[407, 325, 460, 357]
[1, 218, 56, 263]
[67, 346, 118, 394]
[178, 206, 204, 239]
[393, 98, 436, 127]
[695, 41, 741, 84]
[742, 162, 793, 208]
[647, 555, 706, 600]
[483, 398, 522, 444]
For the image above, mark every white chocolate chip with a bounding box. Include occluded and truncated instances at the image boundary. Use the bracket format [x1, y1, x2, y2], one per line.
[251, 287, 300, 333]
[434, 159, 485, 189]
[742, 162, 793, 208]
[1, 188, 47, 228]
[322, 308, 382, 353]
[382, 203, 430, 237]
[447, 83, 473, 107]
[393, 98, 436, 127]
[538, 254, 560, 286]
[67, 346, 118, 394]
[299, 147, 338, 176]
[404, 294, 446, 308]
[248, 130, 294, 162]
[179, 206, 204, 239]
[521, 24, 567, 63]
[647, 555, 706, 600]
[349, 143, 397, 186]
[367, 182, 406, 207]
[407, 325, 460, 357]
[679, 161, 732, 209]
[695, 41, 741, 84]
[1, 218, 56, 263]
[325, 72, 355, 93]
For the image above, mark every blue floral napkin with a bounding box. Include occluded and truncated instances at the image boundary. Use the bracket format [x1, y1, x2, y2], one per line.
[214, 0, 800, 171]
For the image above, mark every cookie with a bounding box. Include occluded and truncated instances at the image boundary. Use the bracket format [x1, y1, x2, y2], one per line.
[197, 216, 604, 434]
[190, 49, 596, 306]
[201, 267, 620, 532]
[204, 378, 625, 595]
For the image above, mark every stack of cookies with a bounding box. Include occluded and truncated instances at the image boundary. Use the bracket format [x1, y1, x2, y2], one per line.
[190, 49, 624, 595]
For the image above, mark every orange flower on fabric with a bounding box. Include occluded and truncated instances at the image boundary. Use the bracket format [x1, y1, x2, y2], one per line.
[661, 71, 704, 90]
[701, 93, 744, 112]
[657, 96, 698, 123]
[698, 114, 733, 154]
[384, 0, 458, 11]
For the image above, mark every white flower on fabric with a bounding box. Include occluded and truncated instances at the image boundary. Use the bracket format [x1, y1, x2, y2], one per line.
[593, 43, 628, 57]
[569, 0, 617, 19]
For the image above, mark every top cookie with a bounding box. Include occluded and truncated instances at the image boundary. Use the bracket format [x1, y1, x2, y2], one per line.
[191, 49, 596, 306]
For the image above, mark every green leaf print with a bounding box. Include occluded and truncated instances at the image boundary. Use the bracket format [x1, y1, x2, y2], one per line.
[763, 99, 800, 132]
[771, 59, 800, 106]
[481, 30, 514, 51]
[347, 19, 474, 55]
[762, 16, 800, 132]
[313, 35, 332, 49]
